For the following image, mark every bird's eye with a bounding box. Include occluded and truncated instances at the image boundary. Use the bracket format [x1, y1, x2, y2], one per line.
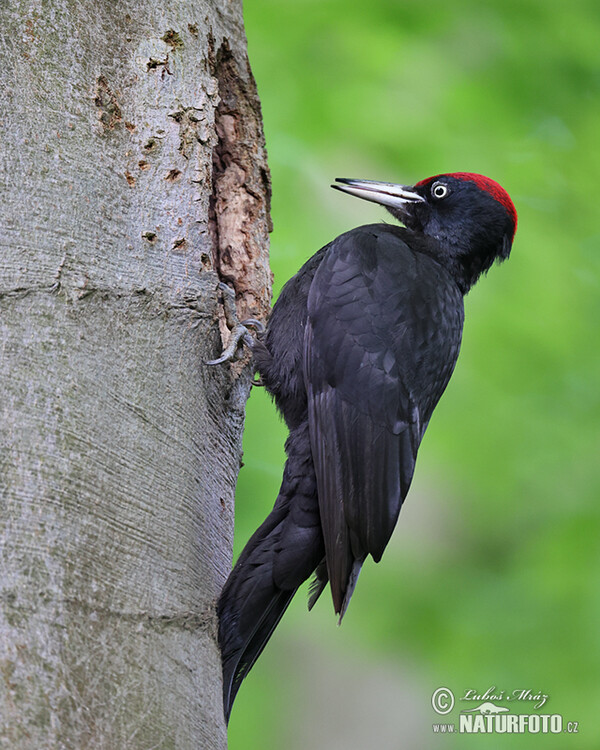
[431, 182, 449, 199]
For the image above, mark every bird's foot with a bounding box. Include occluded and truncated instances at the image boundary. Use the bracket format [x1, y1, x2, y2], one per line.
[206, 283, 265, 366]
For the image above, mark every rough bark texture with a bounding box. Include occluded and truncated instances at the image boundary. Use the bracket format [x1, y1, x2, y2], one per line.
[0, 1, 271, 748]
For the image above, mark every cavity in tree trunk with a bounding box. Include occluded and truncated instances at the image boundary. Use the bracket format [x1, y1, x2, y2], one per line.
[0, 2, 271, 748]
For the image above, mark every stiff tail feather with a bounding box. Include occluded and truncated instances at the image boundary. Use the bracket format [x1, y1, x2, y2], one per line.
[217, 421, 324, 721]
[219, 585, 298, 722]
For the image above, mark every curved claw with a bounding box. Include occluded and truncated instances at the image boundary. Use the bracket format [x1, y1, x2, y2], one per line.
[206, 324, 254, 366]
[241, 318, 265, 334]
[206, 282, 266, 366]
[206, 352, 237, 366]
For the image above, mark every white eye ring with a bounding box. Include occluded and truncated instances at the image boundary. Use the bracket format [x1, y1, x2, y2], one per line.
[431, 182, 449, 199]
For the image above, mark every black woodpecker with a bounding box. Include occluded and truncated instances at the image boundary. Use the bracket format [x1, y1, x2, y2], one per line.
[215, 172, 517, 721]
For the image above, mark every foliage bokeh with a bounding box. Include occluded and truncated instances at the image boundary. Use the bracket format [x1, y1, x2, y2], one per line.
[228, 1, 600, 747]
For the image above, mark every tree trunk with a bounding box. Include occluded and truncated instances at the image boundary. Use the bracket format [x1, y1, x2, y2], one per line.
[0, 2, 270, 748]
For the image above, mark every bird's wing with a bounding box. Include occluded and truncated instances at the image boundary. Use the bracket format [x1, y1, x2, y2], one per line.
[304, 225, 463, 616]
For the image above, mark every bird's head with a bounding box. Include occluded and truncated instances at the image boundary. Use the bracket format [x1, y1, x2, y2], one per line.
[332, 172, 517, 292]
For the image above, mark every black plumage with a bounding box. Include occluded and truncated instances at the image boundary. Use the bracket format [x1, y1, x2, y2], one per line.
[217, 172, 517, 721]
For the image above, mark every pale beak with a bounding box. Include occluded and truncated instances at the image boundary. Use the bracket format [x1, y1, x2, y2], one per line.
[331, 178, 425, 211]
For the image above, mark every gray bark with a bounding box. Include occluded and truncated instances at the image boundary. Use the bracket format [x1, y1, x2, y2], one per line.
[0, 1, 271, 748]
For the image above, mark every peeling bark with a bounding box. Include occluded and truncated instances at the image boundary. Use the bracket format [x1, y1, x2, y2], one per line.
[0, 1, 270, 748]
[208, 36, 273, 322]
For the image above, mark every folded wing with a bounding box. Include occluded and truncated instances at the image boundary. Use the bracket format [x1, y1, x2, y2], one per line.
[304, 226, 463, 616]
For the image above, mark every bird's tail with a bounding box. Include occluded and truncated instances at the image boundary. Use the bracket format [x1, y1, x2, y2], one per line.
[217, 421, 323, 722]
[218, 568, 297, 722]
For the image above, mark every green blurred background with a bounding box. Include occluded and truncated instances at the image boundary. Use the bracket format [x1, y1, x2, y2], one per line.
[228, 1, 600, 747]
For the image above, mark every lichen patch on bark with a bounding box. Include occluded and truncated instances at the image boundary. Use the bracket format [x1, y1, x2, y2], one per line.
[94, 76, 122, 131]
[162, 29, 184, 49]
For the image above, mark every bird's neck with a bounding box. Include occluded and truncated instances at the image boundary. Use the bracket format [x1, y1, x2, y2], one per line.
[405, 231, 494, 294]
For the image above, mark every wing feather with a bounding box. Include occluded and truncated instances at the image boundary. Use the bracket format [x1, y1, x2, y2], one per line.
[304, 225, 463, 615]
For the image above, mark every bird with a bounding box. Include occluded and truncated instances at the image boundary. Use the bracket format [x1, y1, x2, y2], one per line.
[215, 171, 517, 722]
